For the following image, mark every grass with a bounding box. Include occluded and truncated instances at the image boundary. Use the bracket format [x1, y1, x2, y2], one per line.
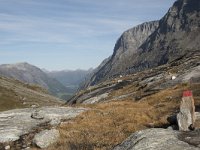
[44, 83, 200, 150]
[0, 87, 25, 111]
[0, 76, 63, 112]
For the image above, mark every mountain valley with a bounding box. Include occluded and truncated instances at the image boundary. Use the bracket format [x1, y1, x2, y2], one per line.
[0, 0, 200, 150]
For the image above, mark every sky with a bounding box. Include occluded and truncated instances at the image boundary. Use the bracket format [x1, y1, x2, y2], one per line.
[0, 0, 176, 71]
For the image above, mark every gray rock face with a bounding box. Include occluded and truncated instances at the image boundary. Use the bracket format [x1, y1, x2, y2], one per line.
[85, 0, 200, 86]
[88, 21, 159, 85]
[138, 0, 200, 69]
[0, 107, 86, 143]
[177, 93, 195, 131]
[33, 129, 60, 148]
[113, 128, 200, 150]
[83, 93, 109, 104]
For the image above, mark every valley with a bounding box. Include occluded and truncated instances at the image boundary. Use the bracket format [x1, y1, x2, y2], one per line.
[0, 0, 199, 150]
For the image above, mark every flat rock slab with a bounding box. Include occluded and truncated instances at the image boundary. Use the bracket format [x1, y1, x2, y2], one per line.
[113, 128, 200, 150]
[33, 129, 60, 148]
[0, 107, 86, 143]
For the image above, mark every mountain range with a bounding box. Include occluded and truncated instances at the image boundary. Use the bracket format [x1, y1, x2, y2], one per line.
[47, 69, 93, 90]
[85, 0, 200, 87]
[0, 0, 200, 149]
[0, 62, 92, 100]
[0, 62, 69, 98]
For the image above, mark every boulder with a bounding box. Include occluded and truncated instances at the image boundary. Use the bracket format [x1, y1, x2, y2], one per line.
[31, 110, 44, 120]
[177, 91, 195, 131]
[5, 145, 10, 150]
[33, 129, 60, 148]
[0, 107, 87, 143]
[113, 128, 199, 150]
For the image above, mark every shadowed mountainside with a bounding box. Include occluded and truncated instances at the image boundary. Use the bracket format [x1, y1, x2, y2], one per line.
[86, 0, 200, 86]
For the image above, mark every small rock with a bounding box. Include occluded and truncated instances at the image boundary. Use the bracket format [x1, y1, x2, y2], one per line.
[22, 145, 27, 148]
[117, 80, 123, 83]
[33, 129, 60, 148]
[31, 111, 44, 120]
[31, 105, 37, 108]
[172, 76, 176, 80]
[5, 145, 10, 150]
[50, 118, 61, 126]
[22, 147, 30, 150]
[167, 126, 173, 130]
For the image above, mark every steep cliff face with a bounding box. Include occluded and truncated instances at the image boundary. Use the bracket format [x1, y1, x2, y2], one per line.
[89, 21, 159, 85]
[87, 0, 200, 86]
[137, 0, 200, 67]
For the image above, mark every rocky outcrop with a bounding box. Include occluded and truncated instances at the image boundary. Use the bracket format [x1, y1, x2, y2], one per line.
[0, 107, 86, 143]
[177, 91, 195, 131]
[85, 0, 200, 87]
[113, 128, 200, 150]
[33, 129, 60, 148]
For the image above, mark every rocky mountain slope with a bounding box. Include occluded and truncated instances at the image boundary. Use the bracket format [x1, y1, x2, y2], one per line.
[0, 75, 63, 111]
[87, 21, 159, 86]
[68, 51, 200, 104]
[86, 0, 200, 86]
[0, 62, 69, 98]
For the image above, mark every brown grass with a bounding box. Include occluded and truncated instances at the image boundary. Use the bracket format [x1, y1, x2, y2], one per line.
[0, 87, 26, 111]
[42, 83, 200, 150]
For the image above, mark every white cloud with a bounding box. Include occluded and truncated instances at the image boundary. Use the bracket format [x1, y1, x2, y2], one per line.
[0, 11, 142, 45]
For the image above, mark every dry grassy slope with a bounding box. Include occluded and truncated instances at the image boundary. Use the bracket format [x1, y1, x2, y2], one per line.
[44, 53, 200, 150]
[0, 76, 63, 111]
[44, 83, 200, 150]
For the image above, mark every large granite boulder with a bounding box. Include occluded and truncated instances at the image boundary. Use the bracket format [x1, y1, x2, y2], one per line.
[113, 128, 200, 150]
[33, 129, 60, 148]
[177, 91, 195, 131]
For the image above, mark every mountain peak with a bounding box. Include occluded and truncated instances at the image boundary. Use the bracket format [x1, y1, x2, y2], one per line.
[0, 62, 32, 71]
[158, 0, 200, 34]
[0, 62, 69, 97]
[84, 0, 200, 87]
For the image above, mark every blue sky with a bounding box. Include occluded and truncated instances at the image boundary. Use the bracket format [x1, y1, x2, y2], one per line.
[0, 0, 176, 71]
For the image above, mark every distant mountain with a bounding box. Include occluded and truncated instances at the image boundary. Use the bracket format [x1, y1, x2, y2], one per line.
[79, 57, 111, 89]
[47, 69, 93, 93]
[86, 0, 200, 86]
[0, 62, 69, 98]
